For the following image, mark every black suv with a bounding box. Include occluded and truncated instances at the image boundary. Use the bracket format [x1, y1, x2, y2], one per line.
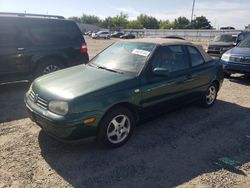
[207, 34, 237, 57]
[0, 13, 89, 83]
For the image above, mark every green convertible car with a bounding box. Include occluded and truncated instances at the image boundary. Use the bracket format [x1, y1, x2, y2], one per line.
[25, 38, 224, 148]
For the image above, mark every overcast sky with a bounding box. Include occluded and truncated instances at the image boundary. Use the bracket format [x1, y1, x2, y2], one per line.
[0, 0, 249, 29]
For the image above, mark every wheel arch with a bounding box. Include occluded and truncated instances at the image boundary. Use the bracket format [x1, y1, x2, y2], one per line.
[31, 54, 68, 73]
[212, 79, 220, 90]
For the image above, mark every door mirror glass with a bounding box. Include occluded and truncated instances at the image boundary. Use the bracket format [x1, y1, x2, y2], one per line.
[153, 67, 170, 77]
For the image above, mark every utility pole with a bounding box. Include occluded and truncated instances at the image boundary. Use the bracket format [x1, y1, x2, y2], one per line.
[191, 0, 196, 23]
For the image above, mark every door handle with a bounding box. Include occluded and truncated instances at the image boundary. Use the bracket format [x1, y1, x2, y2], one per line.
[186, 74, 193, 79]
[17, 47, 25, 51]
[185, 74, 194, 82]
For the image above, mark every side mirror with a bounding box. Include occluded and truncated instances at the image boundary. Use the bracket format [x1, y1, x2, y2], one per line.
[236, 38, 242, 44]
[153, 67, 170, 77]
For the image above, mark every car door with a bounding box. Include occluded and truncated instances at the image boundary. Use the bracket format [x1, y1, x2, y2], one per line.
[186, 45, 215, 94]
[0, 19, 19, 77]
[0, 18, 31, 80]
[139, 45, 193, 108]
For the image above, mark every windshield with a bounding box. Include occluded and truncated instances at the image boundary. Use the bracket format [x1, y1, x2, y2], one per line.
[89, 42, 156, 75]
[213, 35, 234, 42]
[238, 36, 250, 48]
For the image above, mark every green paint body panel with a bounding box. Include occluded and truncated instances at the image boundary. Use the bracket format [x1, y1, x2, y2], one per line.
[24, 43, 224, 141]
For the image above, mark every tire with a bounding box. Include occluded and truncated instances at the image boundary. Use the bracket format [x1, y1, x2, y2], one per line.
[200, 83, 218, 108]
[35, 59, 64, 77]
[97, 106, 135, 148]
[224, 72, 231, 78]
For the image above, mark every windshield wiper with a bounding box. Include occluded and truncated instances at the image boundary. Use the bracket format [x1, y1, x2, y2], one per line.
[97, 66, 124, 74]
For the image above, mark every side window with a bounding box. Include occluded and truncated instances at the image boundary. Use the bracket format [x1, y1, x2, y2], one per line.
[28, 21, 80, 45]
[187, 46, 205, 66]
[0, 21, 19, 47]
[152, 45, 189, 72]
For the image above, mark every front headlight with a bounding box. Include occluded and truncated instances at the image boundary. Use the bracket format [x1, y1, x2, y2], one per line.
[48, 101, 68, 116]
[221, 53, 230, 62]
[28, 83, 33, 93]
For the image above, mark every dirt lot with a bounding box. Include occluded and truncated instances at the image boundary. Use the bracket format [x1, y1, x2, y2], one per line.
[1, 38, 250, 188]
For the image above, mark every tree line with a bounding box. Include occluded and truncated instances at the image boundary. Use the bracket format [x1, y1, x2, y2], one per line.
[69, 13, 213, 30]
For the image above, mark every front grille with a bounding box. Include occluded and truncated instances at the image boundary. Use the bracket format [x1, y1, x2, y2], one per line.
[208, 46, 221, 51]
[230, 56, 250, 64]
[29, 90, 48, 109]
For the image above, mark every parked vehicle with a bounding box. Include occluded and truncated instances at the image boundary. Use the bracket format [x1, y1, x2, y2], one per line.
[111, 32, 124, 38]
[220, 26, 235, 30]
[221, 36, 250, 77]
[164, 36, 185, 40]
[25, 38, 224, 148]
[92, 31, 110, 39]
[207, 34, 237, 57]
[120, 33, 136, 39]
[84, 31, 91, 35]
[0, 12, 89, 84]
[88, 31, 94, 37]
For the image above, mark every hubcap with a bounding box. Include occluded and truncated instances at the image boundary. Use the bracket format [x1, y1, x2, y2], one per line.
[43, 65, 60, 74]
[206, 85, 217, 105]
[107, 115, 131, 144]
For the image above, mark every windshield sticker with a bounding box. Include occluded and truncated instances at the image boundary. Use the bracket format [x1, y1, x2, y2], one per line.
[132, 49, 150, 57]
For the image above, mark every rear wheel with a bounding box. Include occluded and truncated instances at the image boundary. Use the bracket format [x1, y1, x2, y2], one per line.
[97, 107, 135, 148]
[200, 83, 218, 108]
[36, 59, 64, 77]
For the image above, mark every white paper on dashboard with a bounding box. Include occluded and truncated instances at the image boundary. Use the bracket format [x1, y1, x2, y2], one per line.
[132, 49, 150, 57]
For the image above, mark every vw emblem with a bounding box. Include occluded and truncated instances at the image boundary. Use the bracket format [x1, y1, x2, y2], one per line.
[34, 94, 39, 103]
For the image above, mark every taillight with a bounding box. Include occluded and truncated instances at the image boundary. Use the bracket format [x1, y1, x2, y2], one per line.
[80, 42, 88, 53]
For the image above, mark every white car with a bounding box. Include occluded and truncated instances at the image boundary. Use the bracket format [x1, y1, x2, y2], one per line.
[92, 31, 110, 39]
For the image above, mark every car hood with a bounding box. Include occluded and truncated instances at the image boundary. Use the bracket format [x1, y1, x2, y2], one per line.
[32, 65, 134, 100]
[228, 47, 250, 56]
[209, 41, 233, 46]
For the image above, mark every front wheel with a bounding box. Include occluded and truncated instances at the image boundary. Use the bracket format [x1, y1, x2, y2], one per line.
[200, 83, 218, 108]
[97, 107, 135, 148]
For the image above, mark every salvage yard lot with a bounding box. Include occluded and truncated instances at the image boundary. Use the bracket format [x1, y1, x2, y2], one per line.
[1, 38, 250, 188]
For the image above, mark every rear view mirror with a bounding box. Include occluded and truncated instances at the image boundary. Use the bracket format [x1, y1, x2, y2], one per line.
[153, 67, 170, 77]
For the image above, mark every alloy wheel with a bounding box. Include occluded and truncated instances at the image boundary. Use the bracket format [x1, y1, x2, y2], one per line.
[206, 85, 217, 105]
[106, 115, 131, 144]
[43, 65, 60, 74]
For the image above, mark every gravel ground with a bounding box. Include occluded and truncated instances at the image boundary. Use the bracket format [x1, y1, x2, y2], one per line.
[0, 38, 250, 188]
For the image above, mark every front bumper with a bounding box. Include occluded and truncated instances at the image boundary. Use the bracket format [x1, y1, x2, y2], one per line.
[207, 50, 222, 57]
[24, 94, 99, 141]
[221, 60, 250, 74]
[207, 48, 231, 57]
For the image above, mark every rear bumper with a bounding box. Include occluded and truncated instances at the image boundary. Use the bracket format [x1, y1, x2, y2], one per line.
[71, 53, 89, 65]
[221, 60, 250, 74]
